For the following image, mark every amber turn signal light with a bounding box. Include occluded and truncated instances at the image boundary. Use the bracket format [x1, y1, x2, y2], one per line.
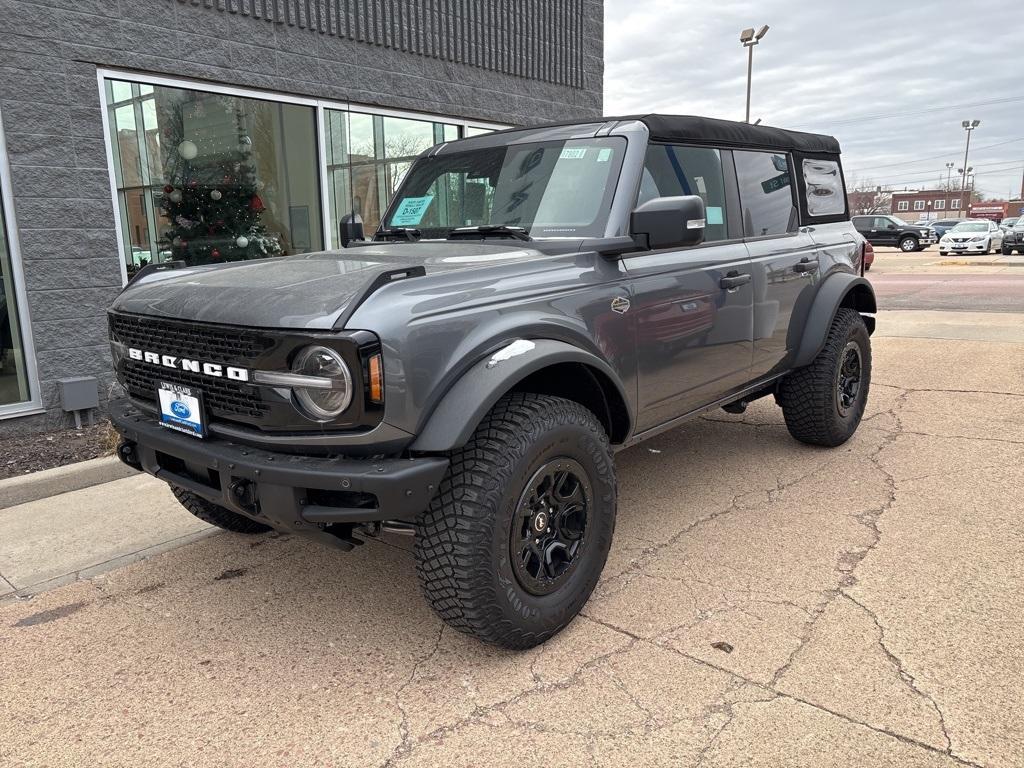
[368, 353, 384, 403]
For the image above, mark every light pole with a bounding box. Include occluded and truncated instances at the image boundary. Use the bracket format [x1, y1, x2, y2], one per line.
[945, 162, 954, 190]
[960, 119, 979, 217]
[740, 25, 769, 124]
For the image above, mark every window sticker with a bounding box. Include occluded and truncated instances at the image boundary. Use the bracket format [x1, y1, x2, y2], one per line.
[706, 206, 724, 225]
[803, 159, 844, 216]
[391, 195, 434, 226]
[597, 148, 612, 162]
[560, 147, 588, 160]
[695, 176, 707, 195]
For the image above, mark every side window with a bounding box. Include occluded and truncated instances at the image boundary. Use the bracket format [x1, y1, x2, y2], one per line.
[639, 144, 729, 242]
[873, 217, 893, 229]
[801, 159, 844, 216]
[851, 216, 868, 229]
[734, 151, 795, 237]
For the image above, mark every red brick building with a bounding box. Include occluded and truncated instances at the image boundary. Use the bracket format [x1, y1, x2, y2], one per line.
[890, 189, 969, 220]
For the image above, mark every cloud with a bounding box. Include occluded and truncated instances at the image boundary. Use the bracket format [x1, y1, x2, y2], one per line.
[604, 0, 1024, 198]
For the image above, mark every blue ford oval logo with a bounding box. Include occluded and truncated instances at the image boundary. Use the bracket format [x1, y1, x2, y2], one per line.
[170, 401, 192, 419]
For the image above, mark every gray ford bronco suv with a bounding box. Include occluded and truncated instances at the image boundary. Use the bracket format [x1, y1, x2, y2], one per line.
[108, 115, 875, 649]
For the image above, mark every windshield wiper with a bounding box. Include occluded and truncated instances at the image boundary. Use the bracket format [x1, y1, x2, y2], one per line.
[376, 227, 422, 242]
[447, 225, 532, 242]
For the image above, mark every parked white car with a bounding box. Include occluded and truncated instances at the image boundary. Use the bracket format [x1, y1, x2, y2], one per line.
[938, 220, 1003, 255]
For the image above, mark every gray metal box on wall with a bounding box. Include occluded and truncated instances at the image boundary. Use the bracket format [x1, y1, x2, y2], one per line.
[58, 376, 99, 419]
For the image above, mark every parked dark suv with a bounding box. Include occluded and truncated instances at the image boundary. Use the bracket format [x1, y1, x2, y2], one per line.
[1003, 218, 1024, 254]
[108, 115, 875, 648]
[852, 214, 936, 252]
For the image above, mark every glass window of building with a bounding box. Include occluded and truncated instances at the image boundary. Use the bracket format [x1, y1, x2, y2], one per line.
[326, 110, 459, 240]
[104, 79, 322, 276]
[0, 186, 31, 409]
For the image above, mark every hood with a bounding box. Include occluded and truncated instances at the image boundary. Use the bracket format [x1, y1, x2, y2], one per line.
[110, 242, 578, 330]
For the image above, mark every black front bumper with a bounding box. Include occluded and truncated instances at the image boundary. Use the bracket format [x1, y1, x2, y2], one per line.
[109, 398, 448, 545]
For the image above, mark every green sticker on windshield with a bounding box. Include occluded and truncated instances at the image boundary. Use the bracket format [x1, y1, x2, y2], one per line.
[597, 148, 612, 162]
[391, 195, 434, 226]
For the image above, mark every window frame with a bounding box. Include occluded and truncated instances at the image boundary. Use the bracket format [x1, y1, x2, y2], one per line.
[933, 199, 945, 210]
[0, 107, 43, 419]
[897, 200, 910, 212]
[913, 200, 926, 211]
[97, 68, 509, 285]
[950, 198, 961, 210]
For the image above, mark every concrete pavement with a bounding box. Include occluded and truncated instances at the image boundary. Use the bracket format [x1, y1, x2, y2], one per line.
[2, 314, 1023, 767]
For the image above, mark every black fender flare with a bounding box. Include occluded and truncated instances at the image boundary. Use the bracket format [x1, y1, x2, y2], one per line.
[410, 339, 630, 453]
[792, 274, 876, 368]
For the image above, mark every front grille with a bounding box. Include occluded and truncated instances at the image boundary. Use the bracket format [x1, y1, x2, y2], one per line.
[109, 313, 275, 361]
[110, 313, 273, 419]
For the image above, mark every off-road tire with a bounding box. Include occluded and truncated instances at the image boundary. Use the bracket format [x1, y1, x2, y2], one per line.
[898, 236, 919, 252]
[415, 392, 616, 649]
[171, 485, 272, 534]
[778, 308, 871, 447]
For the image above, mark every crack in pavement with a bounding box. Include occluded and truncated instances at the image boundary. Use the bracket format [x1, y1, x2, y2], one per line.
[383, 624, 446, 766]
[841, 592, 954, 754]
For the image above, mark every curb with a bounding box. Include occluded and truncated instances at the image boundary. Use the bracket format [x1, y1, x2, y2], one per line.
[0, 456, 137, 510]
[937, 260, 1024, 266]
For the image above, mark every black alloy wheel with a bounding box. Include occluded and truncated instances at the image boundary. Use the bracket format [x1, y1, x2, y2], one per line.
[835, 341, 862, 418]
[511, 459, 591, 596]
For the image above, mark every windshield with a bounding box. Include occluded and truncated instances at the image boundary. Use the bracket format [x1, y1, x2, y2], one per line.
[380, 137, 626, 238]
[951, 222, 988, 232]
[890, 216, 909, 226]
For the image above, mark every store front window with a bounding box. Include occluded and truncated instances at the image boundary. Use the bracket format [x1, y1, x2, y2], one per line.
[104, 79, 323, 276]
[0, 185, 32, 410]
[326, 109, 458, 236]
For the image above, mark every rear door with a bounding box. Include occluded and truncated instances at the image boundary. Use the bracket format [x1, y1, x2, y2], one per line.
[873, 216, 900, 246]
[735, 150, 822, 378]
[626, 144, 753, 431]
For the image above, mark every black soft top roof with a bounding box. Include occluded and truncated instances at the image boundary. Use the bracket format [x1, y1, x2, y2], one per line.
[622, 114, 841, 155]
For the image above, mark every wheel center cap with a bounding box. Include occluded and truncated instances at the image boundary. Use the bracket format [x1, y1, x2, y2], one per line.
[533, 511, 549, 533]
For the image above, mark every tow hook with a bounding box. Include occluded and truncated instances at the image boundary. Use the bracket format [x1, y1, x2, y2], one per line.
[116, 441, 142, 471]
[229, 479, 257, 510]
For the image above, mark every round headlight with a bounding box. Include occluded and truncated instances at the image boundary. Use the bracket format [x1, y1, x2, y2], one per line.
[291, 345, 352, 421]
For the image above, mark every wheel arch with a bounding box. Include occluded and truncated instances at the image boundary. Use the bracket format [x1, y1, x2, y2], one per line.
[792, 274, 876, 369]
[410, 340, 632, 452]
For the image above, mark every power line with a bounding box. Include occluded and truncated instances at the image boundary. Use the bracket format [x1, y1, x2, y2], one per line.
[863, 159, 1024, 186]
[792, 96, 1024, 130]
[845, 137, 1024, 174]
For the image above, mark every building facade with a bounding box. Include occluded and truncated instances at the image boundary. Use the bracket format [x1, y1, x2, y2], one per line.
[0, 0, 604, 432]
[890, 189, 969, 220]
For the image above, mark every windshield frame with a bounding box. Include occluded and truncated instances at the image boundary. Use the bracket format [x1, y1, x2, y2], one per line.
[378, 135, 629, 240]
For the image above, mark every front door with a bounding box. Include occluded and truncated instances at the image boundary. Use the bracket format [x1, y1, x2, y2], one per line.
[732, 150, 822, 378]
[626, 144, 753, 432]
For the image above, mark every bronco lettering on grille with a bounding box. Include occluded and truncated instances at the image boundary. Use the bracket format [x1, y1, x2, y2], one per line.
[127, 347, 250, 382]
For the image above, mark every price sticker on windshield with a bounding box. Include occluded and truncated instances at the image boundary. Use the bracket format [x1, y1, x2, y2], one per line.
[559, 147, 588, 160]
[391, 195, 434, 226]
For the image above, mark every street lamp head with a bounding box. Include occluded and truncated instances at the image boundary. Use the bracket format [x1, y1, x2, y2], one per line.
[740, 27, 755, 43]
[971, 119, 981, 128]
[756, 25, 770, 39]
[961, 120, 970, 129]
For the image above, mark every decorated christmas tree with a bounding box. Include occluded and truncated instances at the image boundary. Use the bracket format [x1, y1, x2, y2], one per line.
[157, 95, 282, 267]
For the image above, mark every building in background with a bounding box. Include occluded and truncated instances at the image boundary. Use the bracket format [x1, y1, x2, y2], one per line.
[0, 0, 603, 432]
[890, 188, 974, 220]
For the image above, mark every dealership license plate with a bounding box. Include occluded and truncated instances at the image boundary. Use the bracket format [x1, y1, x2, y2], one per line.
[157, 381, 206, 438]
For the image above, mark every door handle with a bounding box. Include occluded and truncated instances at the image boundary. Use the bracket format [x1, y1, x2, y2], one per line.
[720, 271, 751, 290]
[793, 258, 818, 274]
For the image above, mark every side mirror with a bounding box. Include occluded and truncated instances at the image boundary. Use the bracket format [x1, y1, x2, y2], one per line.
[887, 224, 897, 230]
[630, 195, 706, 250]
[339, 212, 365, 248]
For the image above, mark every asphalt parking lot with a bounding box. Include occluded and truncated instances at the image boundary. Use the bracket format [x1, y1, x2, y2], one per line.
[2, 298, 1023, 766]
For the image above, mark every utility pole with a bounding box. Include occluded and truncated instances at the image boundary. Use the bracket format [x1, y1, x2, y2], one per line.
[960, 120, 979, 217]
[945, 162, 954, 190]
[740, 25, 769, 124]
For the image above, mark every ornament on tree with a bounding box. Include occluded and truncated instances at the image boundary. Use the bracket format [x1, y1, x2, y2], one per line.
[250, 195, 265, 212]
[172, 237, 183, 247]
[210, 190, 222, 201]
[163, 184, 174, 194]
[168, 189, 182, 203]
[177, 140, 199, 160]
[235, 235, 249, 248]
[240, 136, 252, 151]
[210, 248, 221, 259]
[188, 180, 198, 188]
[255, 179, 266, 191]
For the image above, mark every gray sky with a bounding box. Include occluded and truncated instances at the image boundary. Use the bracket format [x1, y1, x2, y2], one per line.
[604, 0, 1024, 199]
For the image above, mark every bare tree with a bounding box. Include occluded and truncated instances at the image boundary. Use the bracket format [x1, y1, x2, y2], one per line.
[846, 177, 892, 215]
